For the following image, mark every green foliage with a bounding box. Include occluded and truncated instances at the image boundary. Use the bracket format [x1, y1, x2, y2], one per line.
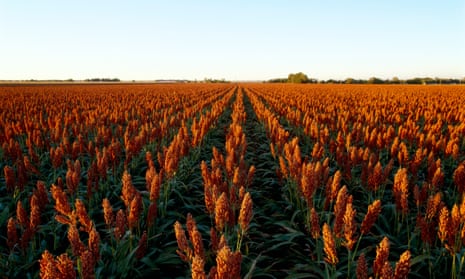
[85, 78, 120, 82]
[288, 72, 310, 83]
[203, 78, 229, 83]
[367, 77, 385, 84]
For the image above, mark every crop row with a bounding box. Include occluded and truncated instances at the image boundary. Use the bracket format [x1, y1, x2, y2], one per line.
[0, 84, 235, 278]
[245, 84, 465, 278]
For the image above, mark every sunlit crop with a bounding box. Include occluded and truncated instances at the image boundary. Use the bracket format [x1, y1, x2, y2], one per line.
[1, 83, 465, 278]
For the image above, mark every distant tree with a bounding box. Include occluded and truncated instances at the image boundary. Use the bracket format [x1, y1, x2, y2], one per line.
[204, 78, 229, 83]
[405, 78, 423, 84]
[268, 78, 288, 83]
[391, 77, 401, 84]
[85, 78, 120, 82]
[423, 77, 435, 84]
[269, 75, 462, 85]
[367, 77, 385, 84]
[326, 79, 343, 84]
[345, 78, 354, 84]
[288, 72, 309, 83]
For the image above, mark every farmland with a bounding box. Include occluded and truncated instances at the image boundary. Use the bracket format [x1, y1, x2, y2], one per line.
[1, 83, 465, 278]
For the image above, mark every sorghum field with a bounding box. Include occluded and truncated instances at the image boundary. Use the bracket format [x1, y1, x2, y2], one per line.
[1, 83, 465, 279]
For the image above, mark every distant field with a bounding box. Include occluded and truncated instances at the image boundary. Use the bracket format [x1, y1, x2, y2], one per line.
[1, 83, 465, 278]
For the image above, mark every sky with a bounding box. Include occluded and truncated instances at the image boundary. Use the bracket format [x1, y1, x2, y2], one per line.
[1, 0, 464, 81]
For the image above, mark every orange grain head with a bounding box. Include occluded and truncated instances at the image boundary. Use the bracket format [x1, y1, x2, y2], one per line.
[136, 231, 148, 260]
[432, 167, 444, 190]
[147, 202, 158, 227]
[128, 193, 142, 231]
[3, 165, 16, 192]
[51, 184, 73, 217]
[310, 207, 320, 239]
[174, 221, 192, 262]
[102, 198, 114, 227]
[88, 227, 100, 261]
[333, 185, 348, 238]
[367, 161, 384, 191]
[56, 253, 76, 278]
[149, 172, 161, 202]
[453, 164, 465, 195]
[39, 250, 57, 279]
[187, 213, 205, 260]
[216, 245, 242, 279]
[343, 199, 357, 250]
[360, 199, 382, 235]
[393, 168, 409, 215]
[215, 193, 231, 232]
[238, 192, 253, 233]
[35, 180, 49, 210]
[381, 261, 394, 279]
[210, 227, 219, 253]
[322, 223, 338, 266]
[425, 192, 442, 221]
[329, 170, 342, 203]
[373, 237, 390, 277]
[67, 225, 85, 257]
[80, 250, 96, 279]
[121, 170, 136, 207]
[356, 253, 368, 279]
[75, 199, 93, 233]
[394, 250, 411, 279]
[16, 200, 29, 229]
[279, 156, 288, 179]
[191, 254, 206, 279]
[114, 209, 127, 240]
[30, 193, 41, 232]
[7, 217, 18, 250]
[448, 204, 461, 249]
[438, 205, 449, 243]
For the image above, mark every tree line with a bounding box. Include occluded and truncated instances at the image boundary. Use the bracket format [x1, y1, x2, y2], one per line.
[268, 73, 465, 85]
[84, 78, 121, 82]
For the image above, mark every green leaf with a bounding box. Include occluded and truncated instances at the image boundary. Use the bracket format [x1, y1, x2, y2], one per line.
[411, 253, 435, 266]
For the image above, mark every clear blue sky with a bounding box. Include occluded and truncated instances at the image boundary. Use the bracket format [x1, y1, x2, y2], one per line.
[1, 0, 464, 81]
